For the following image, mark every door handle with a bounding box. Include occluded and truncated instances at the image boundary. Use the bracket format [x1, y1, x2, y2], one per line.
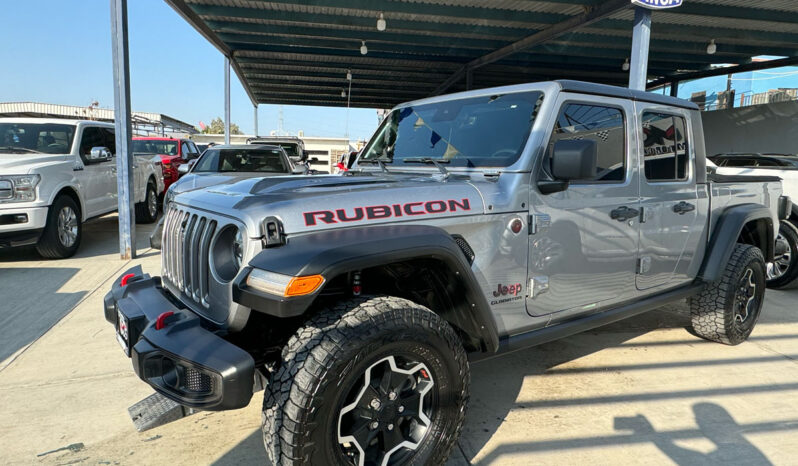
[610, 206, 640, 222]
[673, 201, 695, 215]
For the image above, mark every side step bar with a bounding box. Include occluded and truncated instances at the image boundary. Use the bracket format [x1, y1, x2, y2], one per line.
[471, 283, 703, 362]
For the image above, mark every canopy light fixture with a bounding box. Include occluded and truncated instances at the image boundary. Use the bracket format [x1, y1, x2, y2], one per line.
[622, 58, 630, 71]
[707, 39, 717, 55]
[341, 89, 347, 98]
[360, 40, 368, 55]
[346, 70, 352, 81]
[377, 12, 386, 31]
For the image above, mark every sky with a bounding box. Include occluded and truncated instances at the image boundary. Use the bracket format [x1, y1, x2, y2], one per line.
[2, 0, 798, 139]
[0, 0, 380, 140]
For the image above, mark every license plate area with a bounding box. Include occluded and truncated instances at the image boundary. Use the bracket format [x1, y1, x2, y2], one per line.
[117, 309, 130, 356]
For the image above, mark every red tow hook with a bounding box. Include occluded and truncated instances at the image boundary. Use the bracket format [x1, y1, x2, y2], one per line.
[155, 311, 175, 330]
[120, 273, 136, 286]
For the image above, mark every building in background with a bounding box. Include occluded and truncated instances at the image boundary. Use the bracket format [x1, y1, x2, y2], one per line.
[0, 101, 196, 136]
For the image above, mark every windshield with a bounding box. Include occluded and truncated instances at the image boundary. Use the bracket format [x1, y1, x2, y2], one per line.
[193, 148, 289, 173]
[360, 91, 543, 168]
[0, 122, 76, 154]
[132, 140, 178, 156]
[276, 143, 300, 158]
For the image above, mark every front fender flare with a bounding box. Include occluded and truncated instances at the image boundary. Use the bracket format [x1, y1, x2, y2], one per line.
[699, 204, 774, 283]
[234, 224, 500, 353]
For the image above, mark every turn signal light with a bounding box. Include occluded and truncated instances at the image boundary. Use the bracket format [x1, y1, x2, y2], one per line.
[246, 269, 325, 297]
[285, 275, 325, 297]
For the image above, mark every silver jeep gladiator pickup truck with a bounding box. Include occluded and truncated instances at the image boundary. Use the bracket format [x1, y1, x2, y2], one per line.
[104, 81, 789, 465]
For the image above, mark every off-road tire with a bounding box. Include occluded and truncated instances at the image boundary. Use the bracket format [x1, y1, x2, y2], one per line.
[262, 296, 469, 465]
[36, 195, 81, 259]
[766, 220, 798, 289]
[135, 181, 158, 224]
[689, 244, 766, 345]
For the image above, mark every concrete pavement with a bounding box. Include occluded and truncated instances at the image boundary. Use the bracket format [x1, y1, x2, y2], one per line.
[1, 219, 797, 465]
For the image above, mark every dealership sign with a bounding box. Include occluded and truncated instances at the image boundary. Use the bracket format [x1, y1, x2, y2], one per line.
[631, 0, 683, 9]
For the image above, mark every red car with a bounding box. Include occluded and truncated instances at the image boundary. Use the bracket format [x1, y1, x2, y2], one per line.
[132, 137, 202, 190]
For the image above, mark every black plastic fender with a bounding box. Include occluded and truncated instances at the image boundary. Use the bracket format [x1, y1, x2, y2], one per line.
[699, 204, 774, 283]
[234, 224, 500, 353]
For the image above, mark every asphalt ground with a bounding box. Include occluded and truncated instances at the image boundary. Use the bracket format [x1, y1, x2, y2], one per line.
[1, 217, 797, 465]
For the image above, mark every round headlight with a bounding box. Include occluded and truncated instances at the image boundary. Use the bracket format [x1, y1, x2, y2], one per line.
[212, 226, 245, 282]
[233, 229, 244, 269]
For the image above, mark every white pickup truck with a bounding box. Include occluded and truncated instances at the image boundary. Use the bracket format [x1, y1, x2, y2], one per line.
[0, 118, 164, 258]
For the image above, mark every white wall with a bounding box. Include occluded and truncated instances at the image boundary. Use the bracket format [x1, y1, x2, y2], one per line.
[702, 101, 798, 156]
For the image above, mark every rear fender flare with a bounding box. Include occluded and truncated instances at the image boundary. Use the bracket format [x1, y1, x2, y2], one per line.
[699, 204, 774, 283]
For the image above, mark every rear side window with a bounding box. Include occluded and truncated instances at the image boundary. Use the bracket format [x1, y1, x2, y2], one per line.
[642, 112, 689, 182]
[547, 103, 626, 183]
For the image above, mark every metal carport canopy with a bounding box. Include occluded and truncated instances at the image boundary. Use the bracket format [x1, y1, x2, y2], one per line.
[164, 0, 798, 109]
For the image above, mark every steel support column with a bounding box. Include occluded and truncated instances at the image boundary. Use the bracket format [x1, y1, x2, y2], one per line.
[224, 56, 231, 144]
[628, 7, 652, 91]
[110, 0, 135, 260]
[253, 105, 258, 137]
[465, 68, 473, 90]
[670, 81, 679, 97]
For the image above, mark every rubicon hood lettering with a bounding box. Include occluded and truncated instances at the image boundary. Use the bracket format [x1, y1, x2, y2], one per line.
[304, 198, 471, 226]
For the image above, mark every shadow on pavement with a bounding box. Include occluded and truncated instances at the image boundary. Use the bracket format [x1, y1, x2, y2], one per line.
[613, 403, 772, 465]
[0, 267, 85, 362]
[212, 430, 268, 466]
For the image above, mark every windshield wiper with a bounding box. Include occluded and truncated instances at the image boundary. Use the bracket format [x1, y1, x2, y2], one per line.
[358, 158, 391, 173]
[402, 157, 450, 178]
[0, 146, 42, 154]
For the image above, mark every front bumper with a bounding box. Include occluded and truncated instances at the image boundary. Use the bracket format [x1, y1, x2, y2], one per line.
[0, 205, 48, 237]
[104, 266, 254, 411]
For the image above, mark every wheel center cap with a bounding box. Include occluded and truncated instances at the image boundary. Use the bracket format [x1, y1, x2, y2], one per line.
[378, 403, 397, 422]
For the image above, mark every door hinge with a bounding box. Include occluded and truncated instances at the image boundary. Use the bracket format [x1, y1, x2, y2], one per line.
[529, 276, 550, 298]
[528, 213, 551, 235]
[637, 256, 652, 274]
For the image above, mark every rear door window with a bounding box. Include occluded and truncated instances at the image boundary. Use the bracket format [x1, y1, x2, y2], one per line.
[642, 112, 689, 182]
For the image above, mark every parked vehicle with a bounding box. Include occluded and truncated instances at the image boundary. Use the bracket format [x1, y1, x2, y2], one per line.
[105, 81, 788, 465]
[0, 118, 164, 258]
[246, 136, 306, 163]
[132, 137, 201, 191]
[149, 144, 304, 249]
[709, 154, 798, 288]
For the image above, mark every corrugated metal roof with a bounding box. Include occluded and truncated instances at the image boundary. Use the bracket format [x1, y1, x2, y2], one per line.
[166, 0, 798, 108]
[0, 102, 198, 134]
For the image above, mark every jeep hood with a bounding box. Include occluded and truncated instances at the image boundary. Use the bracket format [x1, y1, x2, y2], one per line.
[173, 172, 291, 196]
[174, 173, 486, 237]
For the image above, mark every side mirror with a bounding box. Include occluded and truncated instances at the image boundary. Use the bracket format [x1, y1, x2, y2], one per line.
[177, 163, 190, 175]
[88, 146, 112, 163]
[309, 157, 319, 164]
[539, 139, 597, 195]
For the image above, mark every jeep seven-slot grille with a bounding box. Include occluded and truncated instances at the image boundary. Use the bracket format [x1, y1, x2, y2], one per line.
[163, 207, 216, 307]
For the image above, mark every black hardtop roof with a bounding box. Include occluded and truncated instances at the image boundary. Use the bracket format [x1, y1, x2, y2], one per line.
[556, 80, 699, 111]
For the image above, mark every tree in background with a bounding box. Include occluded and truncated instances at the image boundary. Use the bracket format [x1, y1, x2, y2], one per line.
[200, 117, 241, 135]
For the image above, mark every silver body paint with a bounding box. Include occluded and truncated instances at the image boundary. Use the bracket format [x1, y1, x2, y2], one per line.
[164, 82, 781, 336]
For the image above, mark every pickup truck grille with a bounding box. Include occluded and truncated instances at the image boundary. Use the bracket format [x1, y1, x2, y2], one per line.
[0, 180, 12, 199]
[162, 206, 217, 307]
